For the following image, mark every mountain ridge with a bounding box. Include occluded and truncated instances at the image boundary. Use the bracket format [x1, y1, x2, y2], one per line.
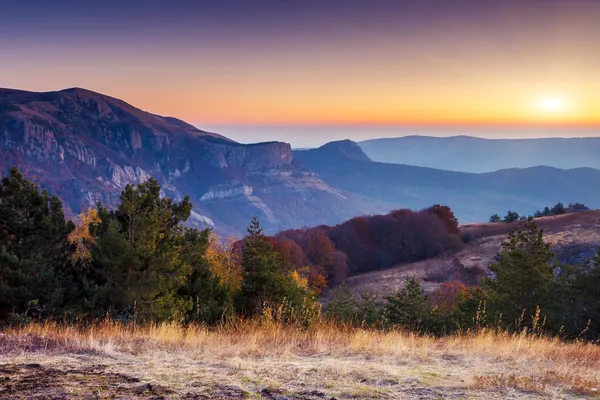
[359, 135, 600, 172]
[294, 140, 600, 223]
[0, 87, 384, 236]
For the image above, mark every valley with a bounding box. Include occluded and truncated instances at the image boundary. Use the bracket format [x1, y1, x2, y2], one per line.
[3, 88, 600, 235]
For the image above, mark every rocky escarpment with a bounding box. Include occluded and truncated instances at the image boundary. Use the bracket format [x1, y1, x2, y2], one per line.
[0, 87, 382, 235]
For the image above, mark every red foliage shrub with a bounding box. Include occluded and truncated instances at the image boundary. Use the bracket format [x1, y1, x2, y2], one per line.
[429, 281, 468, 313]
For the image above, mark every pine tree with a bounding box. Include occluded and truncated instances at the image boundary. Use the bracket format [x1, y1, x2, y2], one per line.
[89, 178, 226, 321]
[0, 167, 72, 320]
[383, 277, 429, 330]
[237, 216, 285, 315]
[489, 214, 501, 223]
[237, 216, 317, 319]
[503, 211, 520, 223]
[484, 220, 554, 328]
[325, 284, 358, 323]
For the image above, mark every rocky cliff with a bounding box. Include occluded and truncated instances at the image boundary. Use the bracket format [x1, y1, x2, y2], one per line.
[0, 88, 383, 236]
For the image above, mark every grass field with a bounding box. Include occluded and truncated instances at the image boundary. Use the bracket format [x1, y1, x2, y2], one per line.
[1, 322, 599, 399]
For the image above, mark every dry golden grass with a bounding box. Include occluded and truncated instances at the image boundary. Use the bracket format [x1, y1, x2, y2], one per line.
[2, 321, 600, 399]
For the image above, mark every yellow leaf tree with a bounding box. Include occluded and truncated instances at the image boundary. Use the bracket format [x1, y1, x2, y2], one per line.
[68, 207, 101, 263]
[205, 234, 243, 293]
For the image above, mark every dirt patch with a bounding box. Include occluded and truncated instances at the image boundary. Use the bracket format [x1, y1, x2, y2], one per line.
[0, 362, 151, 399]
[0, 363, 341, 399]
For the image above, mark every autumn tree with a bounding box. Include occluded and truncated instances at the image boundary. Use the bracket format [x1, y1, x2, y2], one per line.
[425, 205, 459, 235]
[205, 234, 242, 294]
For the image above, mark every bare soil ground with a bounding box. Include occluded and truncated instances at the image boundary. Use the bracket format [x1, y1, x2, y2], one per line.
[1, 323, 600, 399]
[342, 211, 600, 299]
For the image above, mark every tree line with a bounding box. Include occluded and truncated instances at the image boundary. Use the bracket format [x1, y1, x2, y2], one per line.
[274, 205, 463, 285]
[327, 218, 600, 340]
[2, 167, 600, 340]
[489, 202, 589, 223]
[0, 167, 316, 324]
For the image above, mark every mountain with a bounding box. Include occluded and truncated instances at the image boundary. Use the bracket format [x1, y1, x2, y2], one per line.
[294, 140, 600, 223]
[359, 135, 600, 173]
[0, 88, 384, 236]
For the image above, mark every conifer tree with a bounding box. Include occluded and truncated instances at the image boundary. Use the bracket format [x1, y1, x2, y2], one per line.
[0, 167, 72, 320]
[383, 277, 429, 330]
[237, 216, 317, 319]
[89, 178, 227, 321]
[484, 219, 554, 328]
[238, 216, 286, 315]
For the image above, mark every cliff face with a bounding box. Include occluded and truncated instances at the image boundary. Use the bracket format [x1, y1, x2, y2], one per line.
[0, 88, 382, 236]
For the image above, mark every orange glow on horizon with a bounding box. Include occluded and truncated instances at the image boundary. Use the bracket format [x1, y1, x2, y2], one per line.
[3, 0, 600, 131]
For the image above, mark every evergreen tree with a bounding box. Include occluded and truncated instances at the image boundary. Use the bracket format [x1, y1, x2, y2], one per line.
[89, 178, 227, 322]
[0, 167, 73, 320]
[383, 277, 429, 330]
[325, 284, 358, 323]
[551, 252, 600, 338]
[177, 228, 231, 323]
[503, 211, 520, 223]
[238, 216, 287, 315]
[489, 214, 501, 223]
[551, 202, 566, 215]
[484, 220, 554, 329]
[237, 216, 315, 317]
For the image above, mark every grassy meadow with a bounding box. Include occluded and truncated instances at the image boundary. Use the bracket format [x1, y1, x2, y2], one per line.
[2, 321, 600, 399]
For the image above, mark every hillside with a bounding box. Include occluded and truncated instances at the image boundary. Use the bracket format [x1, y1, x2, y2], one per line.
[294, 140, 600, 223]
[359, 135, 600, 173]
[0, 88, 384, 236]
[341, 211, 600, 299]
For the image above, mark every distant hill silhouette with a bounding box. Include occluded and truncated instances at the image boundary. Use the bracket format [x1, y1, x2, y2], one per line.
[359, 135, 600, 172]
[294, 140, 600, 223]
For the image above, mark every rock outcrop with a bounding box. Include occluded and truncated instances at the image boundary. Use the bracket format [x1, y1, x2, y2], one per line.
[0, 87, 382, 236]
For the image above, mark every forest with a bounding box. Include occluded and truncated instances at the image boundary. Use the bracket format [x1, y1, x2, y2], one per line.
[1, 167, 600, 340]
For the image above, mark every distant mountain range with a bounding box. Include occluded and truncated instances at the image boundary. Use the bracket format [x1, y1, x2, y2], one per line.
[294, 140, 600, 223]
[359, 135, 600, 173]
[2, 87, 600, 235]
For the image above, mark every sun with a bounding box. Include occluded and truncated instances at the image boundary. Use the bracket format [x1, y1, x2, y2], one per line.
[537, 97, 566, 113]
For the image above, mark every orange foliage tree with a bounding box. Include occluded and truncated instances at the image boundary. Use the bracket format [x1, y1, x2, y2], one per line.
[68, 207, 101, 263]
[205, 234, 243, 293]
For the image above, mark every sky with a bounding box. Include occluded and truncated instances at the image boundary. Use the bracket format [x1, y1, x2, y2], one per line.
[2, 0, 600, 146]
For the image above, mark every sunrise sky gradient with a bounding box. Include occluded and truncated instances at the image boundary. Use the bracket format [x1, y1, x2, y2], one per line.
[2, 0, 599, 145]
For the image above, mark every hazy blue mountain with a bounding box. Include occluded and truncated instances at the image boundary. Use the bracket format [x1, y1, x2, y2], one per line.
[359, 135, 600, 172]
[294, 140, 600, 223]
